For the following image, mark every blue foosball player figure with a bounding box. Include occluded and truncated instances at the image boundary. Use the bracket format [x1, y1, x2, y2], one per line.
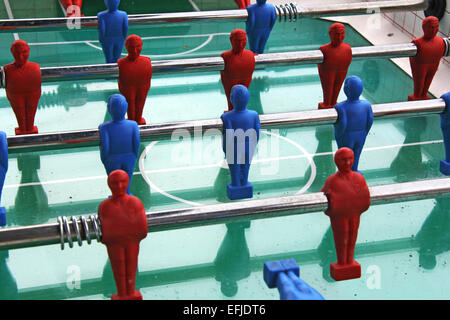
[334, 76, 373, 173]
[264, 259, 325, 300]
[246, 0, 276, 54]
[97, 0, 128, 63]
[99, 94, 140, 194]
[221, 85, 260, 200]
[440, 92, 450, 175]
[0, 131, 7, 227]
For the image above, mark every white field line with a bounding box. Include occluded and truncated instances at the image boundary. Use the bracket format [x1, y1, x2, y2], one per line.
[26, 33, 230, 46]
[2, 139, 444, 190]
[188, 0, 201, 12]
[3, 0, 19, 40]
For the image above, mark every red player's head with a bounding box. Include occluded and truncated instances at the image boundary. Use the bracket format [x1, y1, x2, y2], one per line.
[230, 29, 247, 54]
[10, 40, 30, 67]
[107, 170, 129, 198]
[125, 35, 143, 61]
[329, 23, 345, 46]
[334, 147, 354, 173]
[422, 16, 440, 39]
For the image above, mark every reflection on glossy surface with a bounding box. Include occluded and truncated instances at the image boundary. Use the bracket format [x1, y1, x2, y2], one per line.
[248, 76, 269, 115]
[214, 221, 251, 297]
[316, 226, 336, 283]
[390, 117, 429, 182]
[416, 197, 450, 270]
[0, 250, 18, 300]
[213, 164, 229, 203]
[307, 126, 335, 193]
[130, 144, 151, 210]
[12, 154, 50, 226]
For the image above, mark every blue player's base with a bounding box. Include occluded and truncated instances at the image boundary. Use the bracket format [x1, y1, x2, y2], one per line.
[227, 182, 253, 200]
[330, 260, 361, 281]
[440, 160, 450, 175]
[0, 207, 6, 227]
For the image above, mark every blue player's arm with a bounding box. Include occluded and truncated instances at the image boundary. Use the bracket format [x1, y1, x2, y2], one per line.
[269, 5, 276, 29]
[365, 102, 374, 133]
[442, 92, 450, 127]
[97, 13, 105, 43]
[121, 11, 128, 38]
[255, 114, 261, 142]
[132, 123, 140, 159]
[334, 103, 347, 137]
[99, 125, 109, 164]
[220, 114, 229, 154]
[0, 132, 8, 172]
[246, 6, 254, 31]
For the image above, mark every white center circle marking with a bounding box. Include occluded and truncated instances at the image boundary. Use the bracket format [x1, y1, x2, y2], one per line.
[138, 130, 317, 206]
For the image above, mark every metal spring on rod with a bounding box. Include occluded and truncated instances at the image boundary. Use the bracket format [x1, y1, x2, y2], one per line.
[57, 214, 102, 250]
[275, 3, 298, 22]
[444, 37, 450, 57]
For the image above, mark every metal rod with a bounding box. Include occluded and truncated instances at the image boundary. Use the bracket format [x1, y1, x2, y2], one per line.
[3, 38, 449, 85]
[5, 98, 446, 151]
[0, 41, 430, 85]
[0, 1, 429, 32]
[0, 177, 449, 250]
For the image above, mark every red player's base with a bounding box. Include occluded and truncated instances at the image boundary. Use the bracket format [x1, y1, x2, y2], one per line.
[15, 126, 38, 135]
[330, 260, 361, 281]
[111, 290, 143, 300]
[318, 102, 333, 109]
[408, 94, 430, 101]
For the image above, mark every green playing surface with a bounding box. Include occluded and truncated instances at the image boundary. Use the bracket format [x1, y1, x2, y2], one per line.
[0, 0, 448, 300]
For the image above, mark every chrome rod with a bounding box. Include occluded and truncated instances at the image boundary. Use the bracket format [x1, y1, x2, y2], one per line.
[0, 177, 449, 250]
[5, 98, 446, 151]
[1, 41, 433, 85]
[0, 1, 429, 31]
[297, 0, 428, 17]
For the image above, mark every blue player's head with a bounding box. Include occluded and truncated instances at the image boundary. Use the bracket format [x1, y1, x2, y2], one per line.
[343, 76, 364, 101]
[256, 0, 267, 4]
[230, 85, 250, 112]
[104, 0, 120, 11]
[107, 94, 128, 121]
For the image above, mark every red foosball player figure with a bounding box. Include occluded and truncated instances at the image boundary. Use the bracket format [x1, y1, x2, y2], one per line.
[220, 29, 255, 112]
[59, 0, 83, 17]
[4, 40, 41, 135]
[235, 0, 250, 9]
[317, 23, 352, 109]
[118, 35, 152, 125]
[408, 16, 445, 101]
[98, 170, 148, 300]
[321, 147, 370, 281]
